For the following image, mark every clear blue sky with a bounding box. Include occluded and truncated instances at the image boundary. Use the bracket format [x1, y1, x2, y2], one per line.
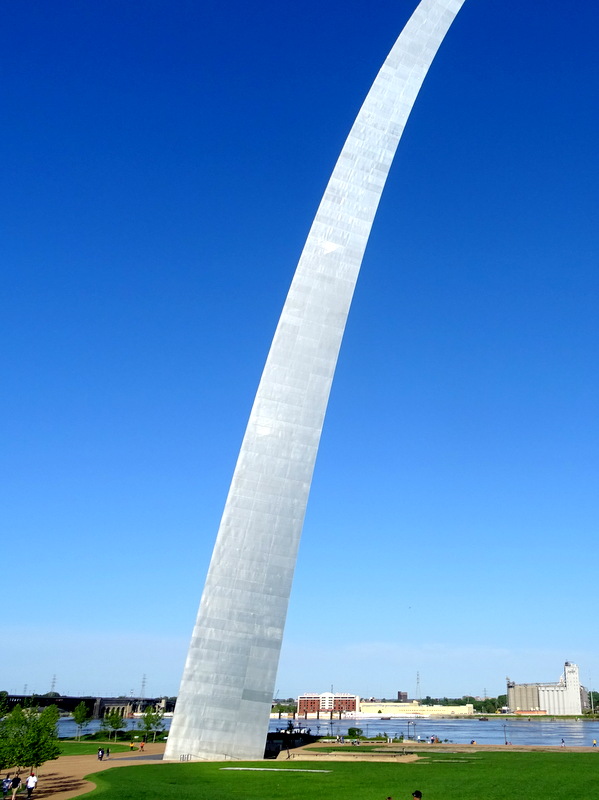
[2, 0, 598, 701]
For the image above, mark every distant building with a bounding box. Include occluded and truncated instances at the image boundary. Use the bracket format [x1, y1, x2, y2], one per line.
[294, 692, 475, 718]
[2, 694, 175, 717]
[359, 700, 474, 717]
[397, 691, 408, 702]
[297, 692, 359, 715]
[507, 662, 586, 715]
[97, 696, 173, 718]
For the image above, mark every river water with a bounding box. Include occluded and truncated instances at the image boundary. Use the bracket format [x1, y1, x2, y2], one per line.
[56, 717, 171, 741]
[268, 716, 599, 747]
[56, 715, 599, 748]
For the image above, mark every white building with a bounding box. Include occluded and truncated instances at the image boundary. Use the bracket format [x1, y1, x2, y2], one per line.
[507, 662, 586, 715]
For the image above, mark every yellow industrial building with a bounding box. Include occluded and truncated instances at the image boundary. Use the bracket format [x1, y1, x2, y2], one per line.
[359, 701, 474, 717]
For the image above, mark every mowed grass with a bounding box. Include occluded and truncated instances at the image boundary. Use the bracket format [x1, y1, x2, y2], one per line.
[86, 752, 599, 800]
[59, 741, 134, 756]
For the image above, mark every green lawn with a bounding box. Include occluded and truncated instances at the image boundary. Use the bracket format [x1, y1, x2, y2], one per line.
[59, 741, 134, 756]
[303, 745, 388, 753]
[85, 752, 599, 800]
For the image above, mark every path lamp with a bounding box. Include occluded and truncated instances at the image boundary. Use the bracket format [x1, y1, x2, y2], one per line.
[503, 724, 508, 745]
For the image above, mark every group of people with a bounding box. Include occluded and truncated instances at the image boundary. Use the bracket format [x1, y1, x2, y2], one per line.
[96, 747, 110, 760]
[129, 741, 145, 751]
[1, 773, 37, 800]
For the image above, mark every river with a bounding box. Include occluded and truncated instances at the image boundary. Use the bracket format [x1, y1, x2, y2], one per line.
[268, 716, 599, 747]
[56, 717, 171, 741]
[56, 714, 599, 748]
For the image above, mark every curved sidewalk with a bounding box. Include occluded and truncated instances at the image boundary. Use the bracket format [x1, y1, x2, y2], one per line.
[32, 743, 167, 800]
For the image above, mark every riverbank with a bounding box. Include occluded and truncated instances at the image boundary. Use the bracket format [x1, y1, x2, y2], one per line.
[286, 739, 599, 760]
[272, 715, 599, 746]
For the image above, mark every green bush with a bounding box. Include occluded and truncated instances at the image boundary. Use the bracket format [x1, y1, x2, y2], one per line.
[347, 727, 363, 738]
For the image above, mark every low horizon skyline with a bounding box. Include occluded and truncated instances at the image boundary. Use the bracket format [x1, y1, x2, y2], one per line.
[0, 684, 511, 701]
[5, 661, 586, 703]
[4, 685, 505, 699]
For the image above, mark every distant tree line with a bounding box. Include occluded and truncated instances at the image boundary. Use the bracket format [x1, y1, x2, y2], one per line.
[418, 695, 508, 714]
[272, 701, 297, 714]
[585, 691, 599, 715]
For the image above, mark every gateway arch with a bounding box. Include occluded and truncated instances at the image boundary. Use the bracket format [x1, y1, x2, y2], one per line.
[165, 0, 468, 762]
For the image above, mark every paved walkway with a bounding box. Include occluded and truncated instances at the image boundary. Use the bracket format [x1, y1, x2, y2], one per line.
[30, 743, 168, 800]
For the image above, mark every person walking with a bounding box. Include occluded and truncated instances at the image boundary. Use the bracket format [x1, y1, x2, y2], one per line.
[412, 792, 423, 799]
[97, 747, 104, 760]
[25, 774, 37, 799]
[10, 775, 21, 800]
[2, 776, 11, 799]
[105, 747, 110, 759]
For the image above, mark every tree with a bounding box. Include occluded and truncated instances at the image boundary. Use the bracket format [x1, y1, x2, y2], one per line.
[138, 707, 165, 743]
[26, 705, 61, 769]
[0, 704, 61, 771]
[271, 702, 297, 714]
[347, 727, 363, 738]
[105, 712, 125, 741]
[72, 702, 93, 740]
[98, 716, 112, 741]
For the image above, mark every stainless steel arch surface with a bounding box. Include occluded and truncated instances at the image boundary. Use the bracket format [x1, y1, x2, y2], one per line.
[165, 0, 468, 762]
